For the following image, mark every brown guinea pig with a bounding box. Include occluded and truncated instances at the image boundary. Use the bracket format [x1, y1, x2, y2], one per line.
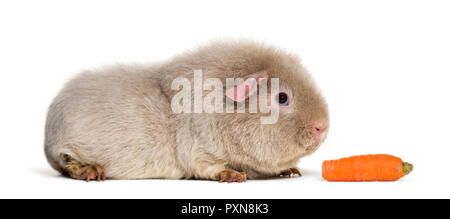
[44, 40, 329, 182]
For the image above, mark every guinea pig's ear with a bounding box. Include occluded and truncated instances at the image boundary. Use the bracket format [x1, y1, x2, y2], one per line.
[225, 71, 268, 102]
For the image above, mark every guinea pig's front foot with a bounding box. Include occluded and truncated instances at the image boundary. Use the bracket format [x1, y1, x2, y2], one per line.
[278, 167, 302, 178]
[219, 170, 247, 183]
[60, 153, 106, 182]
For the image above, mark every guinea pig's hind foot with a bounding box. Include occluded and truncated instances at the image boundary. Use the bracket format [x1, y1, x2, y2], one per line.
[60, 153, 106, 182]
[219, 170, 247, 183]
[278, 167, 302, 178]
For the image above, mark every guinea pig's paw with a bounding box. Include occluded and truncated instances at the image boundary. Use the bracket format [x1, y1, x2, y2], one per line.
[219, 170, 247, 183]
[278, 167, 302, 178]
[61, 153, 106, 182]
[65, 163, 106, 182]
[82, 165, 106, 182]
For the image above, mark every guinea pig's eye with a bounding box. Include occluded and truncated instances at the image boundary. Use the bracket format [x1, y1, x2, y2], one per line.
[276, 92, 289, 106]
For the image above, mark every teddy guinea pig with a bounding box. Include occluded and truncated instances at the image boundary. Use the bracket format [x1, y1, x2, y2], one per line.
[44, 40, 329, 182]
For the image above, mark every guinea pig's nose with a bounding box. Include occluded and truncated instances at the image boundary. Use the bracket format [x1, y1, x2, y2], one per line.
[310, 122, 329, 148]
[313, 122, 328, 136]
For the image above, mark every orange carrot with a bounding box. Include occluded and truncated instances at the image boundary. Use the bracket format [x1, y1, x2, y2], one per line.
[322, 154, 413, 181]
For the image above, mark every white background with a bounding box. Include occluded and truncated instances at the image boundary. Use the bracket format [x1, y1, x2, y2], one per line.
[1, 0, 449, 198]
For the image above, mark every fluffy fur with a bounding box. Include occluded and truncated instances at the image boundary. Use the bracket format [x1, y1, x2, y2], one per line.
[44, 40, 329, 181]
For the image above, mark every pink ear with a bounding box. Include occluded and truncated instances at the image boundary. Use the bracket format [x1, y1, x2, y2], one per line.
[226, 72, 268, 102]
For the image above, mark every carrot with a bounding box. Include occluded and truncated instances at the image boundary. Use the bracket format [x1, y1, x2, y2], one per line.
[322, 154, 413, 182]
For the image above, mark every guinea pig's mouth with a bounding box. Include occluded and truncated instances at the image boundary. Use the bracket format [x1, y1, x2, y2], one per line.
[302, 128, 328, 152]
[309, 129, 329, 151]
[305, 142, 320, 152]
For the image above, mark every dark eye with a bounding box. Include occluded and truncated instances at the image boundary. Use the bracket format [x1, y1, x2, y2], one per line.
[276, 92, 289, 106]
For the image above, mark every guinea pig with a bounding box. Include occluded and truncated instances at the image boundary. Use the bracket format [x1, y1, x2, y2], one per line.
[44, 40, 329, 182]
